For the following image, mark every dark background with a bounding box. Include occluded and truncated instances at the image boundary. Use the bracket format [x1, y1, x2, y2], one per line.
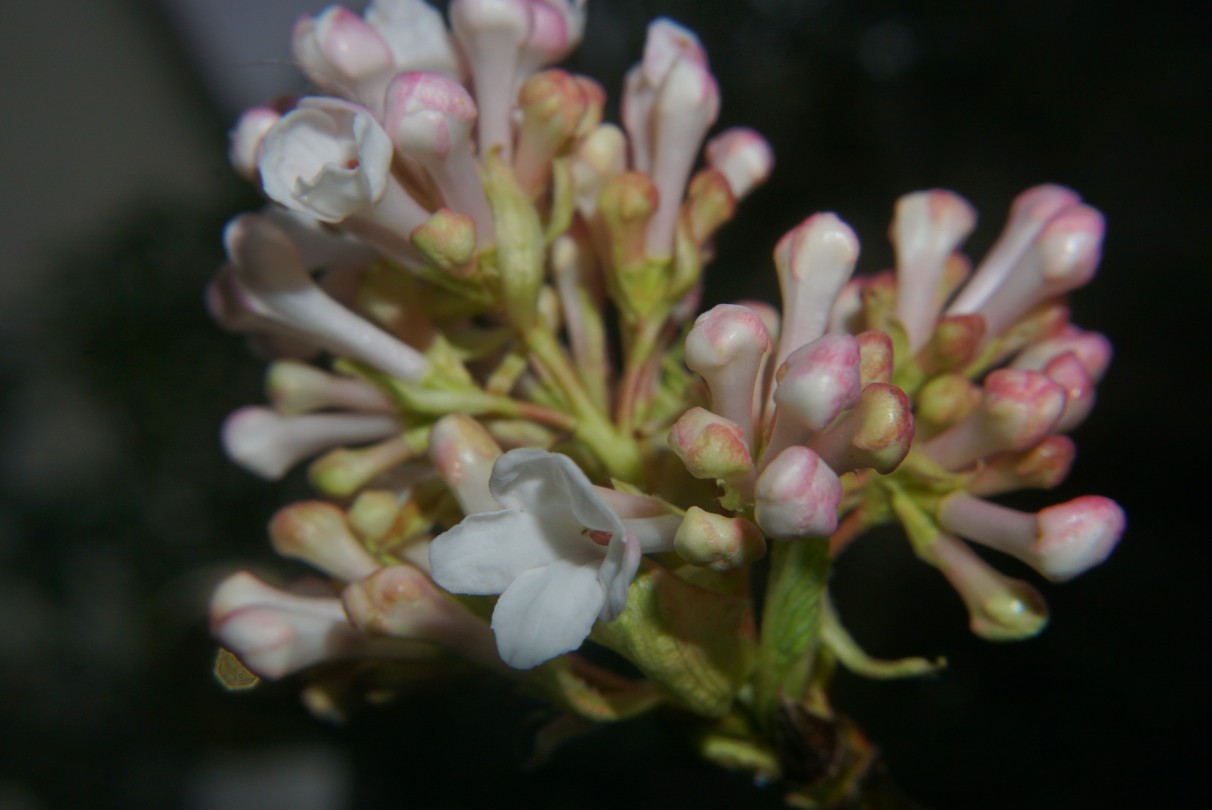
[0, 1, 1205, 808]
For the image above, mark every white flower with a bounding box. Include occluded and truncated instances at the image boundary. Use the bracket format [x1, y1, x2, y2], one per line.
[429, 448, 679, 669]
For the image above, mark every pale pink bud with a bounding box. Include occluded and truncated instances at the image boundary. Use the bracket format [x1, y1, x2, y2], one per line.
[223, 213, 429, 381]
[266, 360, 395, 415]
[429, 414, 504, 514]
[929, 533, 1049, 641]
[959, 204, 1105, 338]
[229, 107, 281, 181]
[772, 214, 861, 372]
[221, 406, 400, 480]
[292, 7, 395, 109]
[210, 571, 364, 679]
[674, 507, 766, 571]
[382, 72, 494, 245]
[765, 335, 863, 460]
[570, 124, 627, 217]
[891, 190, 977, 352]
[754, 446, 842, 540]
[645, 56, 720, 258]
[967, 435, 1076, 496]
[342, 564, 503, 670]
[704, 127, 774, 201]
[1041, 352, 1097, 433]
[949, 184, 1082, 314]
[1012, 326, 1113, 383]
[365, 0, 462, 79]
[938, 492, 1124, 582]
[684, 304, 773, 446]
[449, 0, 533, 161]
[269, 501, 381, 581]
[808, 382, 914, 475]
[921, 369, 1065, 470]
[513, 71, 597, 194]
[668, 407, 756, 485]
[517, 0, 587, 75]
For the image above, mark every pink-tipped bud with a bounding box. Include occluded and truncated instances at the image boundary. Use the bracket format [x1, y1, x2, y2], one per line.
[429, 414, 504, 514]
[224, 214, 430, 381]
[210, 571, 363, 679]
[1041, 351, 1097, 432]
[341, 564, 502, 669]
[963, 204, 1105, 339]
[383, 71, 494, 245]
[855, 330, 894, 386]
[922, 314, 987, 373]
[968, 435, 1076, 496]
[449, 0, 533, 161]
[891, 190, 977, 352]
[681, 169, 736, 248]
[704, 127, 774, 201]
[1013, 326, 1113, 382]
[309, 435, 415, 497]
[518, 0, 587, 73]
[622, 18, 708, 175]
[269, 501, 381, 582]
[773, 214, 861, 371]
[674, 507, 767, 571]
[221, 406, 400, 480]
[292, 7, 395, 108]
[938, 492, 1124, 582]
[766, 335, 863, 458]
[229, 107, 281, 181]
[949, 184, 1082, 314]
[929, 533, 1049, 641]
[921, 369, 1066, 470]
[514, 70, 596, 194]
[684, 304, 773, 445]
[754, 446, 842, 540]
[266, 360, 395, 414]
[669, 407, 756, 485]
[808, 382, 914, 475]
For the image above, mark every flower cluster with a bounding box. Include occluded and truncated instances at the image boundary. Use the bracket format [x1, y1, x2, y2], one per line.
[206, 0, 1123, 801]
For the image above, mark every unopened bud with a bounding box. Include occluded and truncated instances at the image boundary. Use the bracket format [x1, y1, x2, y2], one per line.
[674, 507, 766, 571]
[929, 533, 1049, 641]
[269, 501, 380, 581]
[754, 446, 842, 540]
[809, 382, 914, 474]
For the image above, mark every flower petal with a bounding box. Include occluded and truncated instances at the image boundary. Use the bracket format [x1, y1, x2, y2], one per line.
[490, 448, 623, 536]
[429, 509, 596, 595]
[491, 561, 604, 668]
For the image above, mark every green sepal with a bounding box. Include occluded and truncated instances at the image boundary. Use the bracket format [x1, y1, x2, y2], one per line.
[482, 151, 545, 331]
[821, 597, 945, 679]
[592, 562, 752, 718]
[528, 655, 663, 723]
[544, 157, 575, 244]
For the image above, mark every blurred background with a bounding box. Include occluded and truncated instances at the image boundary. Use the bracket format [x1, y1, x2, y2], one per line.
[0, 1, 1206, 808]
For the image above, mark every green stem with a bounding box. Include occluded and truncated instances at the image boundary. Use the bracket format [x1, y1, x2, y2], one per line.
[615, 313, 666, 437]
[754, 537, 831, 731]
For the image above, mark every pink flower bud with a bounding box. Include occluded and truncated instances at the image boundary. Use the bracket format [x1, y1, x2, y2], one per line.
[229, 107, 280, 181]
[514, 70, 596, 195]
[622, 19, 708, 175]
[929, 533, 1049, 641]
[210, 571, 364, 679]
[808, 382, 914, 475]
[772, 214, 860, 372]
[705, 127, 774, 201]
[668, 407, 756, 485]
[570, 124, 627, 217]
[292, 7, 395, 109]
[1041, 351, 1097, 433]
[938, 492, 1124, 582]
[365, 0, 462, 79]
[967, 435, 1076, 496]
[766, 335, 863, 459]
[855, 330, 894, 386]
[221, 406, 400, 480]
[684, 304, 773, 445]
[341, 564, 503, 670]
[223, 214, 430, 381]
[754, 446, 842, 540]
[674, 507, 766, 571]
[517, 0, 588, 75]
[960, 204, 1105, 339]
[890, 190, 977, 352]
[922, 313, 986, 372]
[429, 414, 505, 514]
[269, 501, 381, 581]
[1012, 325, 1113, 382]
[921, 369, 1065, 470]
[265, 360, 395, 415]
[382, 72, 495, 245]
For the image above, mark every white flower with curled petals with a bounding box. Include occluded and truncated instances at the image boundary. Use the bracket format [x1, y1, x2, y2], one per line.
[429, 448, 679, 669]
